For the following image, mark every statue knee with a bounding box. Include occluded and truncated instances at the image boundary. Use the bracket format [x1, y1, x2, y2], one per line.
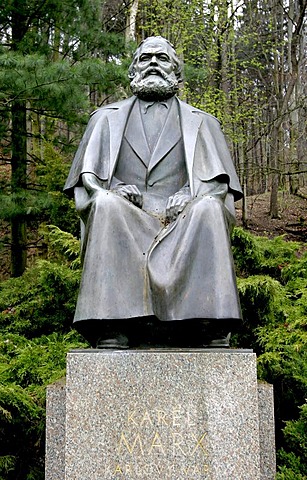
[193, 195, 224, 217]
[92, 189, 120, 213]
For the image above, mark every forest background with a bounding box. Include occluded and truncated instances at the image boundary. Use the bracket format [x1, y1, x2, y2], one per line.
[0, 0, 306, 478]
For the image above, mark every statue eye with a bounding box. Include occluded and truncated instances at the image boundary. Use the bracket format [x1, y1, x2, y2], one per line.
[158, 54, 170, 61]
[140, 54, 151, 62]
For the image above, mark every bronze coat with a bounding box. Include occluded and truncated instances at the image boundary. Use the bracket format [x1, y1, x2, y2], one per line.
[64, 96, 243, 324]
[64, 96, 242, 201]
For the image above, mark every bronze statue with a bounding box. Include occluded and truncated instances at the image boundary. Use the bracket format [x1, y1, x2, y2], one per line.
[64, 37, 243, 348]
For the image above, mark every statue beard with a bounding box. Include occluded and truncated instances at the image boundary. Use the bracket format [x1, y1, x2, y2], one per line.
[130, 69, 179, 101]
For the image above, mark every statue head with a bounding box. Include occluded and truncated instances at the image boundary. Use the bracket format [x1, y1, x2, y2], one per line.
[128, 36, 182, 100]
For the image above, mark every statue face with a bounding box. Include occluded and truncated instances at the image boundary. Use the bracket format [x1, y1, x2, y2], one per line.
[130, 39, 179, 100]
[135, 39, 175, 79]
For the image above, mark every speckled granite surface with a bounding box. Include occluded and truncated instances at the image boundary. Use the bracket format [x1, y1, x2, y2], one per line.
[57, 350, 261, 479]
[45, 378, 66, 480]
[258, 382, 276, 479]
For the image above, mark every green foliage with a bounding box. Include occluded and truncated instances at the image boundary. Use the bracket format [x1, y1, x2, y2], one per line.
[0, 331, 86, 480]
[237, 275, 283, 333]
[35, 142, 70, 192]
[0, 189, 80, 241]
[0, 53, 128, 119]
[0, 226, 81, 338]
[0, 192, 53, 221]
[231, 226, 307, 472]
[232, 227, 302, 279]
[0, 0, 129, 276]
[276, 403, 307, 478]
[232, 227, 262, 275]
[254, 235, 301, 279]
[283, 403, 307, 455]
[282, 251, 307, 283]
[0, 455, 16, 479]
[0, 226, 87, 479]
[0, 225, 82, 337]
[34, 142, 80, 234]
[0, 260, 80, 337]
[277, 463, 307, 480]
[42, 224, 81, 269]
[47, 192, 80, 236]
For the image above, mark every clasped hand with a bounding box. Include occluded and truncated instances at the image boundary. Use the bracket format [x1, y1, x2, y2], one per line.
[116, 185, 191, 221]
[114, 185, 191, 222]
[82, 174, 191, 221]
[114, 184, 143, 208]
[166, 190, 191, 222]
[115, 185, 191, 222]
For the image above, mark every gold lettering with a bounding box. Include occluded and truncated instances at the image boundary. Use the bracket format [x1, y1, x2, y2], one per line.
[118, 433, 144, 455]
[172, 408, 182, 426]
[192, 465, 201, 474]
[191, 432, 207, 455]
[157, 409, 168, 425]
[187, 410, 196, 428]
[125, 464, 132, 474]
[203, 463, 209, 473]
[172, 433, 186, 456]
[140, 410, 153, 426]
[127, 409, 138, 426]
[113, 465, 123, 474]
[149, 432, 165, 454]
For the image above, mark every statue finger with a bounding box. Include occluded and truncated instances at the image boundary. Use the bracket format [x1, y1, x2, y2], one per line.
[130, 185, 141, 196]
[117, 188, 127, 197]
[169, 205, 177, 220]
[136, 196, 143, 208]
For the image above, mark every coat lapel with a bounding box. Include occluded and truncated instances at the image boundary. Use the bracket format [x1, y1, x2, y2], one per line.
[178, 100, 202, 197]
[148, 99, 181, 172]
[124, 101, 151, 167]
[107, 97, 137, 183]
[107, 96, 203, 194]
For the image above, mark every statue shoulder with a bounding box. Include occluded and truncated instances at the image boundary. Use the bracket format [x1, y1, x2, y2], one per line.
[90, 97, 135, 117]
[177, 99, 221, 125]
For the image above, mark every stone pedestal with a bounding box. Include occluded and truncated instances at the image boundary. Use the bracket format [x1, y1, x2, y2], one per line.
[46, 350, 276, 480]
[45, 378, 66, 480]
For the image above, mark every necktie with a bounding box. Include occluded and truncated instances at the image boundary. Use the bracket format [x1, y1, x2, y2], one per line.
[141, 102, 169, 151]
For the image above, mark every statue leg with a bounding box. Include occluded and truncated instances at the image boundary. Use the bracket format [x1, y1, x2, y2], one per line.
[73, 188, 161, 345]
[147, 195, 242, 324]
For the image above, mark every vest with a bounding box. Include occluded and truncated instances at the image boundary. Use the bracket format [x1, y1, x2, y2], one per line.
[113, 98, 188, 201]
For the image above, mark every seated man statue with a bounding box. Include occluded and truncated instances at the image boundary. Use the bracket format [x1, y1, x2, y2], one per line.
[64, 36, 243, 349]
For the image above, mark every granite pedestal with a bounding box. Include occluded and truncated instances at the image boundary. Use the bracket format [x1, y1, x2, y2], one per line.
[45, 350, 276, 479]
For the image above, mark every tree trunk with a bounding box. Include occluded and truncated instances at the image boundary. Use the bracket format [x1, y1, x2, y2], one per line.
[270, 174, 279, 218]
[269, 0, 307, 212]
[125, 0, 139, 43]
[11, 100, 28, 276]
[10, 1, 28, 276]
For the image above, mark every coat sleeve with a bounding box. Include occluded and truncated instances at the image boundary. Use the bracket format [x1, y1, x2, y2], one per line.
[63, 111, 110, 198]
[192, 114, 243, 201]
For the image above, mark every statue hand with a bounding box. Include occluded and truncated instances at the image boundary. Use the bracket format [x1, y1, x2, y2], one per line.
[166, 191, 192, 222]
[114, 185, 143, 208]
[82, 172, 104, 196]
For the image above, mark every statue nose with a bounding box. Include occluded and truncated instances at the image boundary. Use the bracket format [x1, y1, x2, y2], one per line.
[150, 56, 158, 64]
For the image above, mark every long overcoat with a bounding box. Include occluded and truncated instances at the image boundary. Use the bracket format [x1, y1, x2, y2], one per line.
[64, 96, 243, 325]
